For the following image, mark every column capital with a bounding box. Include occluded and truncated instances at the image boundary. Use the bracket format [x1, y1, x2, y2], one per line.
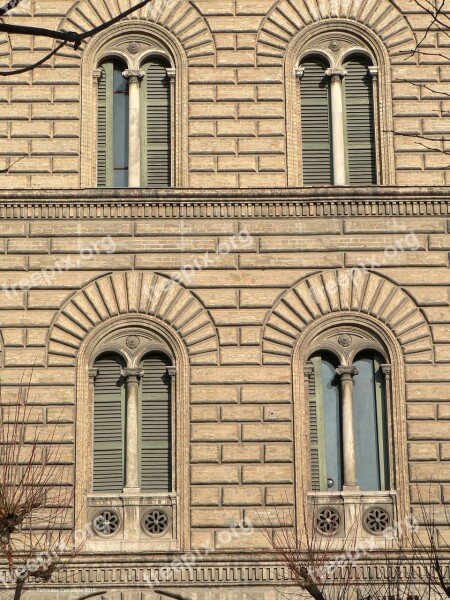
[336, 365, 359, 380]
[304, 362, 314, 380]
[368, 66, 378, 80]
[381, 363, 392, 379]
[122, 69, 145, 84]
[93, 69, 103, 84]
[166, 67, 176, 81]
[326, 68, 347, 82]
[167, 366, 177, 379]
[88, 368, 99, 382]
[295, 67, 305, 80]
[121, 368, 144, 383]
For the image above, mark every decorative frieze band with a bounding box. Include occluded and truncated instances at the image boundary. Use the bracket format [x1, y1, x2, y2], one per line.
[4, 560, 442, 588]
[0, 196, 449, 219]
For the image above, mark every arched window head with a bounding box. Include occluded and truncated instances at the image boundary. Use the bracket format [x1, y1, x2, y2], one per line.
[306, 326, 390, 493]
[296, 30, 382, 186]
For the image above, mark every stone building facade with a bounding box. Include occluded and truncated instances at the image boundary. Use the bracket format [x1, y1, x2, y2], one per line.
[0, 0, 450, 599]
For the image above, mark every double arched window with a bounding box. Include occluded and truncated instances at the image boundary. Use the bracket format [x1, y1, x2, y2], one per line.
[96, 55, 172, 188]
[298, 52, 377, 186]
[306, 329, 391, 494]
[92, 350, 173, 494]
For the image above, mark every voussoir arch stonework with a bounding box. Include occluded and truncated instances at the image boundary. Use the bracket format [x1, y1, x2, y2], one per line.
[60, 0, 215, 64]
[256, 0, 415, 64]
[47, 272, 219, 367]
[262, 270, 432, 364]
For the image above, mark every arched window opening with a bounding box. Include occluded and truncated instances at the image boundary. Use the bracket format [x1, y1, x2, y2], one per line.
[309, 353, 342, 492]
[353, 351, 389, 491]
[297, 46, 378, 186]
[139, 352, 172, 492]
[141, 56, 172, 188]
[307, 339, 390, 493]
[97, 60, 129, 188]
[343, 55, 376, 185]
[93, 353, 126, 493]
[299, 57, 332, 186]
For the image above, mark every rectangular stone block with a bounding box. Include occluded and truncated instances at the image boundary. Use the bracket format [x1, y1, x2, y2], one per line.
[242, 423, 292, 442]
[222, 486, 263, 506]
[191, 423, 239, 442]
[242, 465, 293, 484]
[222, 443, 262, 463]
[190, 444, 220, 464]
[191, 465, 239, 484]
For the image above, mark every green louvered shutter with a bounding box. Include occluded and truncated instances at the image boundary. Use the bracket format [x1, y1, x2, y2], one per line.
[93, 355, 125, 493]
[300, 59, 332, 185]
[139, 353, 172, 492]
[309, 357, 327, 492]
[97, 65, 111, 187]
[344, 57, 377, 184]
[141, 58, 171, 188]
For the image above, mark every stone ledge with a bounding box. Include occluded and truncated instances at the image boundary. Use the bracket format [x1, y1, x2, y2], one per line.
[0, 187, 450, 219]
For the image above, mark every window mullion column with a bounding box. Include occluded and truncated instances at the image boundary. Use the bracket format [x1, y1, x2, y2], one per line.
[122, 367, 144, 493]
[326, 68, 347, 186]
[123, 69, 145, 187]
[336, 365, 359, 490]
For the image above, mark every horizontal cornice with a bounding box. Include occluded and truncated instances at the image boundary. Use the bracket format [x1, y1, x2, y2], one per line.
[0, 187, 449, 218]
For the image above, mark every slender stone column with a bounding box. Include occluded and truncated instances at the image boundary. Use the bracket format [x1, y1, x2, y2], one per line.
[336, 365, 359, 490]
[123, 69, 145, 187]
[326, 68, 347, 186]
[122, 367, 144, 493]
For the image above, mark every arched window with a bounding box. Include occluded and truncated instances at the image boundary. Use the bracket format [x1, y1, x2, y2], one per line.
[353, 351, 389, 491]
[300, 57, 332, 186]
[93, 353, 126, 493]
[298, 51, 377, 186]
[95, 52, 173, 189]
[139, 352, 172, 492]
[343, 55, 377, 185]
[96, 60, 129, 188]
[92, 349, 174, 495]
[141, 57, 171, 189]
[307, 345, 389, 493]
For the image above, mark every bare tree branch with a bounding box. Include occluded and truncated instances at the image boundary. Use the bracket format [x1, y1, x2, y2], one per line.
[0, 0, 154, 49]
[0, 155, 27, 173]
[0, 41, 67, 77]
[0, 0, 27, 18]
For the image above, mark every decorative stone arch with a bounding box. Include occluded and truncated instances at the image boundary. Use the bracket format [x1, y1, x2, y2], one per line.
[47, 271, 219, 366]
[78, 19, 189, 187]
[284, 19, 399, 185]
[256, 0, 416, 65]
[262, 269, 433, 364]
[59, 0, 215, 63]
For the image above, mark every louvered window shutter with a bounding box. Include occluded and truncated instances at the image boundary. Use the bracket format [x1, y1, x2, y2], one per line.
[344, 57, 377, 184]
[309, 357, 327, 492]
[97, 63, 112, 188]
[139, 353, 172, 492]
[300, 59, 332, 185]
[93, 355, 125, 493]
[141, 58, 171, 188]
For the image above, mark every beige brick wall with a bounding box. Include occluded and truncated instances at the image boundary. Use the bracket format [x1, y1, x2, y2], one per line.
[0, 203, 449, 548]
[0, 0, 449, 187]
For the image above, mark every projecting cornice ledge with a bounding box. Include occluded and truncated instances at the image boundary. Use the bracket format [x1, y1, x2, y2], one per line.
[0, 187, 449, 219]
